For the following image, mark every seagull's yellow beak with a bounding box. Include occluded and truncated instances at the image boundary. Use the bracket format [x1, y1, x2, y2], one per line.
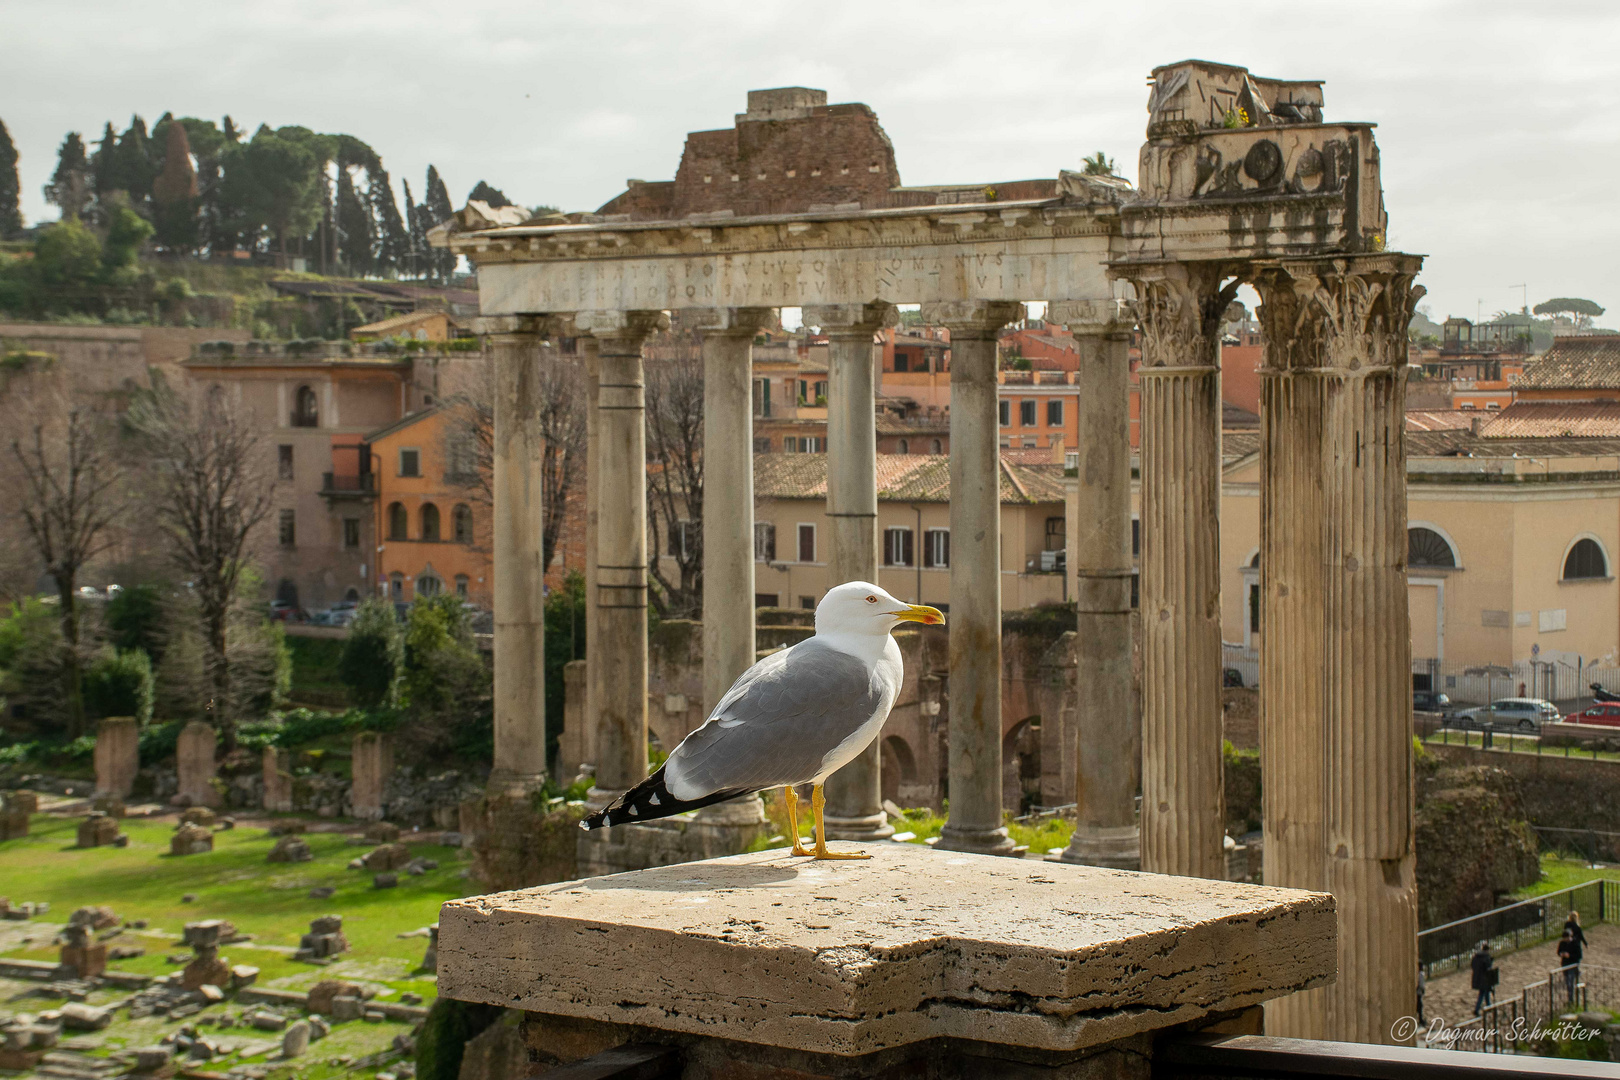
[890, 604, 945, 626]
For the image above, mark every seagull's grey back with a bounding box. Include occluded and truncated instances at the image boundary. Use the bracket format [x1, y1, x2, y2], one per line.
[662, 637, 893, 801]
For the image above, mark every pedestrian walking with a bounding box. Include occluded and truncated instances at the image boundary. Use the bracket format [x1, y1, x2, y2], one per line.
[1416, 963, 1426, 1025]
[1470, 941, 1496, 1015]
[1564, 910, 1588, 950]
[1557, 928, 1583, 1005]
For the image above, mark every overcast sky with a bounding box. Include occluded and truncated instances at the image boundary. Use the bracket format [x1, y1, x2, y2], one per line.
[3, 0, 1616, 323]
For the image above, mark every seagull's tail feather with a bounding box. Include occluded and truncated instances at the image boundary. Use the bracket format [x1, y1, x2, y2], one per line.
[579, 765, 754, 831]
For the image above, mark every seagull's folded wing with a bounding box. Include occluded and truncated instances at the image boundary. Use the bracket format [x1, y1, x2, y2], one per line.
[664, 639, 886, 800]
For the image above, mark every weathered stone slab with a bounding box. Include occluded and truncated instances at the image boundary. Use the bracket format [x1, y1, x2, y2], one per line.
[93, 717, 139, 799]
[176, 721, 220, 808]
[439, 845, 1335, 1058]
[263, 747, 293, 813]
[350, 732, 393, 822]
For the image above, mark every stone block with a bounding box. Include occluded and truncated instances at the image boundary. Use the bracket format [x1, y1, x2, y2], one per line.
[132, 1046, 171, 1071]
[179, 807, 217, 828]
[365, 822, 401, 843]
[76, 813, 120, 848]
[0, 808, 28, 841]
[439, 846, 1336, 1059]
[309, 914, 343, 935]
[263, 748, 293, 814]
[69, 905, 119, 930]
[331, 996, 364, 1021]
[249, 1013, 287, 1032]
[176, 721, 220, 808]
[361, 842, 411, 871]
[197, 983, 224, 1002]
[4, 791, 39, 814]
[59, 942, 107, 978]
[282, 1020, 310, 1057]
[373, 873, 398, 889]
[183, 920, 234, 948]
[307, 980, 364, 1015]
[170, 823, 213, 856]
[94, 717, 140, 800]
[298, 931, 348, 958]
[350, 732, 393, 822]
[60, 1003, 112, 1031]
[308, 886, 335, 899]
[268, 835, 312, 863]
[90, 794, 126, 817]
[180, 954, 230, 992]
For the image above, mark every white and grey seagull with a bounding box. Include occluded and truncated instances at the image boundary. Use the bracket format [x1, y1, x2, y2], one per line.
[581, 581, 944, 859]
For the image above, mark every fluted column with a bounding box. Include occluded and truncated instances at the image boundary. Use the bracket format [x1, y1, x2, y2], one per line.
[480, 316, 548, 794]
[693, 308, 773, 828]
[1049, 301, 1138, 869]
[1120, 264, 1233, 880]
[1253, 269, 1329, 1036]
[578, 310, 667, 809]
[809, 302, 897, 841]
[1315, 256, 1425, 1043]
[929, 300, 1022, 857]
[582, 337, 601, 776]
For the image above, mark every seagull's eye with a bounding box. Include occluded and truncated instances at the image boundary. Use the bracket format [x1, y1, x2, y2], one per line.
[866, 595, 878, 603]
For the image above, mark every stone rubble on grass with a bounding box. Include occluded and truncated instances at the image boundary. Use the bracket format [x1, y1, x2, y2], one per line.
[180, 894, 196, 903]
[281, 1020, 311, 1058]
[308, 1015, 330, 1040]
[76, 813, 121, 849]
[59, 1003, 111, 1031]
[365, 822, 401, 844]
[331, 996, 364, 1021]
[360, 842, 412, 871]
[440, 831, 462, 847]
[294, 915, 349, 962]
[179, 807, 217, 828]
[69, 906, 120, 930]
[247, 1011, 287, 1032]
[230, 964, 258, 990]
[404, 857, 438, 876]
[308, 886, 336, 899]
[268, 820, 307, 836]
[131, 1046, 170, 1071]
[373, 873, 398, 889]
[420, 925, 438, 973]
[171, 822, 213, 856]
[267, 834, 312, 863]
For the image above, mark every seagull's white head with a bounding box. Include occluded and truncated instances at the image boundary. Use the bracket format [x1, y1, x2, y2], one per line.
[814, 581, 945, 638]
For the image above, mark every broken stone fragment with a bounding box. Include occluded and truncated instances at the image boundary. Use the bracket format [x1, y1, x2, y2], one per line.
[59, 1003, 111, 1031]
[281, 1020, 311, 1058]
[373, 873, 398, 889]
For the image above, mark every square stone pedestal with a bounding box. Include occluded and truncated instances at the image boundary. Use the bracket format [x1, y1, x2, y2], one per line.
[438, 845, 1335, 1078]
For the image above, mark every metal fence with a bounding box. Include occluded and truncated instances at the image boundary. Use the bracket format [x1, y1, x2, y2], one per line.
[1534, 826, 1620, 864]
[1413, 653, 1620, 706]
[1417, 879, 1614, 976]
[1443, 964, 1611, 1053]
[1221, 644, 1258, 688]
[1418, 718, 1618, 760]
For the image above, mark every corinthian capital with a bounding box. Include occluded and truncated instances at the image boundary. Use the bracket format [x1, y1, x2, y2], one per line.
[918, 300, 1022, 338]
[1267, 254, 1424, 373]
[1118, 263, 1238, 369]
[804, 302, 898, 335]
[575, 309, 671, 343]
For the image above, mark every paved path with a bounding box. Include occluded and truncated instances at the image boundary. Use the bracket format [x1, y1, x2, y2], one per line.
[1425, 921, 1619, 1024]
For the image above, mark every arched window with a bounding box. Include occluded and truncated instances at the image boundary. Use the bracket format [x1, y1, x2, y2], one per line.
[420, 503, 441, 542]
[389, 572, 403, 600]
[897, 439, 909, 454]
[452, 504, 472, 543]
[293, 385, 319, 428]
[1408, 527, 1457, 569]
[931, 438, 943, 454]
[387, 502, 408, 541]
[344, 587, 360, 603]
[455, 574, 469, 598]
[417, 569, 442, 597]
[1564, 538, 1609, 581]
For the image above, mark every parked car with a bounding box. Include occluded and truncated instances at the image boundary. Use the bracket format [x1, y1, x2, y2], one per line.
[315, 601, 359, 628]
[1413, 690, 1453, 714]
[1451, 697, 1560, 732]
[1567, 701, 1620, 728]
[269, 600, 308, 623]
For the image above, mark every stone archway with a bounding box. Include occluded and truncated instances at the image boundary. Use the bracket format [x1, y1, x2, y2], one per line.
[879, 735, 918, 807]
[1001, 718, 1042, 816]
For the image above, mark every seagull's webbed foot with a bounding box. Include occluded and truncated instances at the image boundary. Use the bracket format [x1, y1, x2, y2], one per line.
[783, 785, 813, 857]
[810, 783, 874, 861]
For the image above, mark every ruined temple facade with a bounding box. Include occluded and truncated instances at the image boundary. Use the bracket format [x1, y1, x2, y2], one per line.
[436, 59, 1421, 1046]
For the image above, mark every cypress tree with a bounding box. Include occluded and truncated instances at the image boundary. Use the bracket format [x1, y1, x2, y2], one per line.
[0, 119, 21, 238]
[113, 116, 157, 215]
[424, 166, 455, 283]
[402, 177, 423, 279]
[45, 133, 93, 221]
[91, 122, 119, 197]
[371, 167, 409, 278]
[336, 166, 373, 277]
[152, 120, 200, 252]
[466, 179, 511, 208]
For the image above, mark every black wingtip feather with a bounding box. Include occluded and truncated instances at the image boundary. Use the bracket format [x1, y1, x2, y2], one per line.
[580, 765, 753, 830]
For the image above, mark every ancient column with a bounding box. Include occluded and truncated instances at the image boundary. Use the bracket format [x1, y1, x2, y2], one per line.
[693, 307, 774, 829]
[578, 310, 666, 810]
[1119, 264, 1231, 880]
[350, 731, 393, 821]
[809, 302, 897, 841]
[1315, 256, 1425, 1043]
[483, 317, 549, 794]
[581, 336, 602, 777]
[929, 300, 1022, 856]
[1049, 302, 1138, 869]
[1252, 267, 1330, 1036]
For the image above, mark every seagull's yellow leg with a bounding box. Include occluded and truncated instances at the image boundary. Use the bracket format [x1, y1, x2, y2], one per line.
[811, 783, 871, 860]
[783, 785, 812, 857]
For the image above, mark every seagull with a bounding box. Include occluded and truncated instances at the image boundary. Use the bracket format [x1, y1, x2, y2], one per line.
[581, 581, 944, 859]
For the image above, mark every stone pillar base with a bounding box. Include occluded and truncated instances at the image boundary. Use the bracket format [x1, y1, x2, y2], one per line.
[1055, 825, 1141, 870]
[577, 810, 770, 877]
[463, 792, 584, 893]
[486, 769, 549, 797]
[822, 810, 895, 842]
[935, 825, 1023, 858]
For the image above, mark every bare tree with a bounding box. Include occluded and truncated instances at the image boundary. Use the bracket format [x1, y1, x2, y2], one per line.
[7, 405, 128, 736]
[129, 381, 275, 752]
[644, 354, 704, 619]
[443, 346, 585, 572]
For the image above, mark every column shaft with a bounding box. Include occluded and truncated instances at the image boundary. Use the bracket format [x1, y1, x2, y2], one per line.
[700, 327, 760, 715]
[1057, 315, 1138, 868]
[1322, 361, 1416, 1041]
[1138, 365, 1226, 878]
[582, 339, 601, 776]
[934, 302, 1020, 856]
[488, 330, 548, 792]
[583, 314, 661, 803]
[818, 308, 893, 840]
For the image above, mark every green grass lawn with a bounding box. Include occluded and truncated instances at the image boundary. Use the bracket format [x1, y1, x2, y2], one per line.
[0, 814, 467, 1003]
[1422, 728, 1620, 762]
[1513, 853, 1620, 899]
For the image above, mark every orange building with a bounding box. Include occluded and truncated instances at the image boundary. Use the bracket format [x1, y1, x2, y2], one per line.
[368, 408, 493, 609]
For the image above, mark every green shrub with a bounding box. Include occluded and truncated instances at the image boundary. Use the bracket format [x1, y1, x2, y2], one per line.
[339, 598, 402, 708]
[83, 647, 155, 723]
[138, 719, 184, 766]
[105, 584, 166, 662]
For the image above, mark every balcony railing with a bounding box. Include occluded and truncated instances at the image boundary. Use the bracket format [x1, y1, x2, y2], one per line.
[320, 472, 376, 497]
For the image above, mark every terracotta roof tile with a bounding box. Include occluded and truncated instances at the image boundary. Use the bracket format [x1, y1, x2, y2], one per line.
[1405, 410, 1478, 432]
[753, 453, 1064, 505]
[1512, 336, 1620, 389]
[1479, 401, 1620, 439]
